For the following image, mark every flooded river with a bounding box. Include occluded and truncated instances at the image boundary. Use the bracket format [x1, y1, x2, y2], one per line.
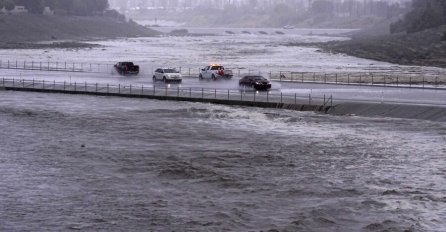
[1, 27, 445, 231]
[0, 27, 444, 76]
[1, 91, 445, 231]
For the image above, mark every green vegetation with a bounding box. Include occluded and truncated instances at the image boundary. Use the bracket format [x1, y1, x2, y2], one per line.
[391, 0, 446, 33]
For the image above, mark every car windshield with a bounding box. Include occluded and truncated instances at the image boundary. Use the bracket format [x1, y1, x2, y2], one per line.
[163, 69, 179, 73]
[211, 66, 223, 70]
[254, 76, 267, 80]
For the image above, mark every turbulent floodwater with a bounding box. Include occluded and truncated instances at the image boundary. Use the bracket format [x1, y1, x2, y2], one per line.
[1, 91, 445, 231]
[0, 27, 444, 76]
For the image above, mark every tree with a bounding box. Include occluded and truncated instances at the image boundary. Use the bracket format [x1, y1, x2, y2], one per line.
[391, 0, 446, 34]
[408, 2, 443, 33]
[4, 0, 15, 11]
[46, 0, 108, 15]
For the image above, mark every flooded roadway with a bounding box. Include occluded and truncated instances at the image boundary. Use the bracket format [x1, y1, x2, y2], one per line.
[1, 67, 446, 106]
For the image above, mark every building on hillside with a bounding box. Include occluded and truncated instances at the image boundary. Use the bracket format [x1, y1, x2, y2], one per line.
[10, 6, 28, 14]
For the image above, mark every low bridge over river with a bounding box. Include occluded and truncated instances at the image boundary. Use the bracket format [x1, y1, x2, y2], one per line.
[0, 78, 333, 113]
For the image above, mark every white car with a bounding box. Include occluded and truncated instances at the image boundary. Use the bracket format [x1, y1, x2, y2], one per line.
[153, 68, 182, 83]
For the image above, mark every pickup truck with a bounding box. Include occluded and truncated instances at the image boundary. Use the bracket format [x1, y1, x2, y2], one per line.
[114, 62, 139, 75]
[199, 64, 233, 80]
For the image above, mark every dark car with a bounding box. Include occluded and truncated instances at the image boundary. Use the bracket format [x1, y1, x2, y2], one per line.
[239, 75, 272, 91]
[114, 62, 139, 75]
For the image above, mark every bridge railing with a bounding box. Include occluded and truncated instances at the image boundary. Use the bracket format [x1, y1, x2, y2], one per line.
[0, 78, 332, 107]
[271, 71, 446, 89]
[1, 59, 445, 89]
[0, 59, 113, 73]
[2, 78, 446, 107]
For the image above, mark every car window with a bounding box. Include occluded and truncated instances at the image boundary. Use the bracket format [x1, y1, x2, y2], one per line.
[211, 66, 223, 70]
[164, 69, 179, 73]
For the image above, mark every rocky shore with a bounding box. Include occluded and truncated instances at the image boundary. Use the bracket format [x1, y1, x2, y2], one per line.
[0, 41, 102, 49]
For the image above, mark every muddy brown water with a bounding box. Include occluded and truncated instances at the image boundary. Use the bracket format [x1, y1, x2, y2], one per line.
[0, 91, 445, 231]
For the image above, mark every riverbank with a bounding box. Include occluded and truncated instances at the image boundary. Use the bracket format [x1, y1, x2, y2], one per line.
[0, 14, 160, 49]
[323, 25, 446, 68]
[0, 41, 102, 49]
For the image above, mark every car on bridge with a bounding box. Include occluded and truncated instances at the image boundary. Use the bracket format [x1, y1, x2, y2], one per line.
[199, 64, 233, 80]
[153, 68, 182, 83]
[114, 62, 139, 75]
[239, 75, 272, 91]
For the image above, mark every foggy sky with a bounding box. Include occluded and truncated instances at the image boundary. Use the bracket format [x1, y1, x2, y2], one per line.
[109, 0, 412, 9]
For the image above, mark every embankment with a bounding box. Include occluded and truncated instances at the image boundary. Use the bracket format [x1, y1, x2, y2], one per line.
[323, 25, 446, 68]
[0, 14, 160, 48]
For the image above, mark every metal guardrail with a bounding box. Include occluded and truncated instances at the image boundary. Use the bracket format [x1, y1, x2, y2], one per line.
[273, 71, 446, 90]
[0, 60, 111, 73]
[0, 78, 332, 108]
[2, 78, 445, 108]
[1, 59, 445, 90]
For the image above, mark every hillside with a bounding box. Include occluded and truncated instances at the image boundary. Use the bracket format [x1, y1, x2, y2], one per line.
[323, 25, 446, 68]
[0, 14, 160, 47]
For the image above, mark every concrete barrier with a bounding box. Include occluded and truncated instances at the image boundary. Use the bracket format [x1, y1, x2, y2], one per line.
[1, 85, 332, 113]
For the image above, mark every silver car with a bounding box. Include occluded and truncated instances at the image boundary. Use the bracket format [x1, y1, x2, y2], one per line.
[153, 68, 182, 83]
